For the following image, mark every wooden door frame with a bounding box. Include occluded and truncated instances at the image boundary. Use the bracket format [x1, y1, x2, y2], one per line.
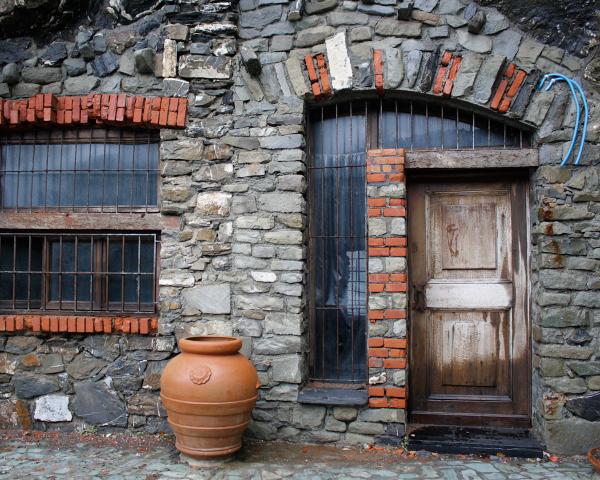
[406, 168, 532, 428]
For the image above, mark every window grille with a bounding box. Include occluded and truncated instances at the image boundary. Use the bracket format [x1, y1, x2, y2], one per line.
[0, 129, 160, 212]
[0, 232, 158, 314]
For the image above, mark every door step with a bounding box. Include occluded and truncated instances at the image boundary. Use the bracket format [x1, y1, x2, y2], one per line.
[407, 425, 544, 458]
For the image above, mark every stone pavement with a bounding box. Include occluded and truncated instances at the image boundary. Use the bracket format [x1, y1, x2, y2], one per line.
[0, 431, 597, 479]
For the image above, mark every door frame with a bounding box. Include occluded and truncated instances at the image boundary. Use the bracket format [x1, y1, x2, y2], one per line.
[406, 168, 532, 428]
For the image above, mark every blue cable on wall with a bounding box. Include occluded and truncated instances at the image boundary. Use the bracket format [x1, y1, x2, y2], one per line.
[537, 73, 589, 167]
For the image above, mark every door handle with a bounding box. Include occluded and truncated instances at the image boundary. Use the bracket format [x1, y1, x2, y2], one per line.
[413, 284, 426, 312]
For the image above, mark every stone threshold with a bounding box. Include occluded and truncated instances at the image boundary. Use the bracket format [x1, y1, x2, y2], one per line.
[298, 387, 369, 406]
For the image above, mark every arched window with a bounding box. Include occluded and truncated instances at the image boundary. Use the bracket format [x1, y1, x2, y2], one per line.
[307, 98, 532, 384]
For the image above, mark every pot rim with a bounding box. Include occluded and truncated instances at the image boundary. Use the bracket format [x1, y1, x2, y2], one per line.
[178, 336, 242, 355]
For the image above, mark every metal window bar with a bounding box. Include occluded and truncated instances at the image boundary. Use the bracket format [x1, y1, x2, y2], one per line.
[0, 129, 160, 213]
[308, 101, 368, 384]
[0, 232, 159, 314]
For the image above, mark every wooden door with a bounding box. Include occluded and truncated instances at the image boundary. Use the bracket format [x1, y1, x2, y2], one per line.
[408, 175, 530, 428]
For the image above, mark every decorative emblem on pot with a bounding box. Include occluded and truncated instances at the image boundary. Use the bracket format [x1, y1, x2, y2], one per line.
[189, 365, 212, 385]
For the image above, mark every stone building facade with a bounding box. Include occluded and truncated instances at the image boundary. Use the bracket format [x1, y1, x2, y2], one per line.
[0, 0, 598, 455]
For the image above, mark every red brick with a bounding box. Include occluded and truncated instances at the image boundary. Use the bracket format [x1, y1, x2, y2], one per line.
[368, 198, 386, 207]
[85, 316, 94, 333]
[94, 318, 104, 333]
[368, 397, 388, 408]
[388, 173, 405, 183]
[390, 248, 407, 257]
[367, 174, 386, 183]
[384, 309, 406, 319]
[386, 283, 407, 292]
[432, 65, 447, 95]
[386, 387, 406, 398]
[383, 207, 406, 217]
[369, 283, 385, 293]
[389, 349, 405, 357]
[59, 316, 68, 332]
[385, 237, 406, 247]
[389, 198, 406, 206]
[384, 338, 407, 349]
[41, 316, 50, 331]
[368, 274, 389, 282]
[368, 337, 384, 347]
[369, 247, 389, 257]
[68, 316, 77, 332]
[388, 398, 406, 409]
[490, 78, 509, 110]
[32, 316, 41, 332]
[0, 318, 5, 332]
[368, 347, 388, 358]
[16, 316, 24, 331]
[384, 358, 407, 369]
[368, 310, 384, 320]
[368, 208, 381, 217]
[368, 386, 385, 397]
[368, 238, 385, 246]
[507, 69, 527, 98]
[373, 49, 384, 95]
[50, 316, 59, 332]
[316, 54, 331, 97]
[505, 62, 516, 78]
[76, 317, 85, 333]
[130, 318, 140, 334]
[103, 318, 112, 334]
[390, 273, 407, 282]
[139, 317, 150, 334]
[440, 50, 453, 66]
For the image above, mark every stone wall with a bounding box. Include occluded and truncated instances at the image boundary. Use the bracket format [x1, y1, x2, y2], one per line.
[0, 0, 598, 454]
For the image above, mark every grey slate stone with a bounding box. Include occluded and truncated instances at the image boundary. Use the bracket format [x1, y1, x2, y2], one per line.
[240, 6, 283, 29]
[42, 42, 68, 66]
[304, 0, 338, 14]
[72, 381, 127, 427]
[414, 0, 437, 12]
[327, 12, 369, 26]
[21, 67, 63, 85]
[64, 58, 86, 77]
[383, 48, 403, 88]
[2, 63, 19, 84]
[515, 38, 544, 68]
[183, 284, 231, 314]
[357, 4, 395, 15]
[492, 29, 522, 61]
[375, 19, 422, 37]
[429, 25, 449, 38]
[294, 26, 335, 48]
[14, 374, 60, 399]
[566, 392, 600, 422]
[64, 75, 100, 94]
[471, 54, 505, 104]
[545, 418, 600, 455]
[5, 337, 41, 355]
[163, 78, 190, 97]
[482, 9, 509, 35]
[91, 51, 119, 77]
[179, 55, 232, 79]
[456, 30, 492, 53]
[451, 52, 482, 97]
[404, 50, 422, 88]
[134, 48, 155, 74]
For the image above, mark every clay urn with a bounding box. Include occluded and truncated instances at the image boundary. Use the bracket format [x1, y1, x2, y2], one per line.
[160, 336, 259, 459]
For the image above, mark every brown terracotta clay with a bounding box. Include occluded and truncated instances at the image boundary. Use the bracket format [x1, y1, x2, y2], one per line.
[589, 447, 600, 473]
[160, 336, 259, 459]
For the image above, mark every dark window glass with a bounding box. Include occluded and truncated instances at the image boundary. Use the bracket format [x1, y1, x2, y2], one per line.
[378, 99, 532, 150]
[309, 104, 367, 383]
[0, 129, 159, 211]
[0, 232, 157, 314]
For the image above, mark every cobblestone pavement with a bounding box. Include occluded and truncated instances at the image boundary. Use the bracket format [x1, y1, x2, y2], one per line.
[0, 431, 596, 480]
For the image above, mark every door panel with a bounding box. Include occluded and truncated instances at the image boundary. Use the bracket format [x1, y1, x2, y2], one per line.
[409, 176, 530, 427]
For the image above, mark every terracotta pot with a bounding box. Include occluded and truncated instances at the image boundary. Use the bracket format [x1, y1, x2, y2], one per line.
[160, 336, 259, 459]
[589, 447, 600, 473]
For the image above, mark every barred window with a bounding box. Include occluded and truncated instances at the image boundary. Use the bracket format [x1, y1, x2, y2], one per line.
[0, 232, 158, 314]
[0, 127, 161, 317]
[0, 129, 159, 212]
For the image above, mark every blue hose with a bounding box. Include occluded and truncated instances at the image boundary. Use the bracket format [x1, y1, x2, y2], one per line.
[537, 73, 588, 167]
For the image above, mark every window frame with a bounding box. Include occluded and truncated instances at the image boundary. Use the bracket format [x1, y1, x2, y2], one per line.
[0, 126, 162, 319]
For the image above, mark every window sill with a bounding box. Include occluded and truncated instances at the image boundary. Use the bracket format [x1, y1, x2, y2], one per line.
[298, 386, 368, 406]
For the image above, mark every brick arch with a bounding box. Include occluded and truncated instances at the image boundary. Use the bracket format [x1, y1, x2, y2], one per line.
[303, 45, 543, 130]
